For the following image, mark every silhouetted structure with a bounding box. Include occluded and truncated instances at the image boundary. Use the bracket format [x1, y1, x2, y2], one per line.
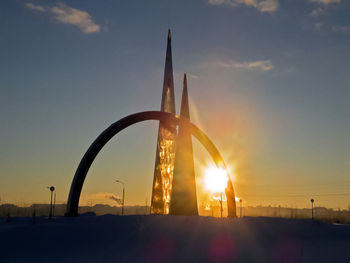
[239, 199, 242, 218]
[48, 186, 55, 219]
[65, 111, 235, 216]
[65, 31, 237, 218]
[170, 74, 198, 215]
[151, 30, 176, 214]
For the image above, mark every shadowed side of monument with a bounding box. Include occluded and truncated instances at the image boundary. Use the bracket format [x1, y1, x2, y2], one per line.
[170, 74, 198, 215]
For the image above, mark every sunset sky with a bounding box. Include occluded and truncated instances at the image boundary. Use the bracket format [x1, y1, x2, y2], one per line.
[1, 0, 349, 210]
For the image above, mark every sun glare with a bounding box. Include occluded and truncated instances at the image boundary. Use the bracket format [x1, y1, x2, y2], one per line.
[204, 166, 228, 193]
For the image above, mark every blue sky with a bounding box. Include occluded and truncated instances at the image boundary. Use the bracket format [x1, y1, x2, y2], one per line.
[0, 0, 349, 209]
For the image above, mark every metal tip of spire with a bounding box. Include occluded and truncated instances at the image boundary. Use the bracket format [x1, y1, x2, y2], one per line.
[168, 29, 171, 40]
[180, 73, 190, 118]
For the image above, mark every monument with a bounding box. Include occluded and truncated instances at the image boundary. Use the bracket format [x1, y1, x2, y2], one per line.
[150, 30, 176, 215]
[150, 31, 198, 216]
[65, 30, 237, 218]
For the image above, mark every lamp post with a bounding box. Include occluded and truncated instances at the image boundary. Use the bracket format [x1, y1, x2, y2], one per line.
[220, 192, 223, 218]
[53, 191, 56, 217]
[240, 199, 242, 218]
[115, 180, 125, 216]
[47, 186, 55, 219]
[311, 198, 314, 220]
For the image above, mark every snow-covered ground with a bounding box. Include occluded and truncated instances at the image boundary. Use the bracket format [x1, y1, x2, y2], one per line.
[0, 215, 349, 262]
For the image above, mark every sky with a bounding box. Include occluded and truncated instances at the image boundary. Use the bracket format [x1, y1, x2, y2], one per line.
[0, 0, 349, 210]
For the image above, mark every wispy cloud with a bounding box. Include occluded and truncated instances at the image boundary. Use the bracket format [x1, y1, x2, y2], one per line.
[187, 73, 199, 79]
[208, 0, 279, 13]
[309, 7, 325, 17]
[25, 3, 45, 12]
[309, 0, 341, 17]
[332, 25, 350, 33]
[216, 59, 274, 71]
[309, 0, 341, 4]
[25, 2, 100, 34]
[314, 22, 324, 31]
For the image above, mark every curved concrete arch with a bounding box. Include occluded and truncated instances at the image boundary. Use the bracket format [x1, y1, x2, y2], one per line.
[65, 111, 236, 217]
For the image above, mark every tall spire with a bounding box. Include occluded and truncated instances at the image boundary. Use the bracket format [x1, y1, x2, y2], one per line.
[168, 29, 171, 40]
[151, 30, 176, 214]
[160, 29, 175, 113]
[169, 74, 198, 216]
[180, 74, 190, 118]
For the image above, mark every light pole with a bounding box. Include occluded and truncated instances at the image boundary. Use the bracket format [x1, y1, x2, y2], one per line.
[311, 198, 314, 220]
[47, 186, 55, 219]
[53, 191, 56, 217]
[115, 180, 125, 216]
[220, 192, 223, 218]
[240, 199, 242, 218]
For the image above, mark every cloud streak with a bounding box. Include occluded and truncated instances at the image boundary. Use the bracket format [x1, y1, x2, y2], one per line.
[309, 0, 341, 4]
[208, 0, 279, 12]
[25, 2, 100, 34]
[26, 3, 45, 12]
[309, 7, 325, 17]
[332, 25, 350, 33]
[216, 59, 274, 71]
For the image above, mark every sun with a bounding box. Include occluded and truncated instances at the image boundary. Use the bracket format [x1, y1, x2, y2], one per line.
[204, 166, 228, 193]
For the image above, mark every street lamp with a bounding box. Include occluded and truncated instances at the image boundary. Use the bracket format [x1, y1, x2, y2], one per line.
[115, 180, 125, 216]
[47, 186, 55, 219]
[239, 199, 242, 218]
[53, 191, 56, 217]
[220, 192, 223, 218]
[311, 198, 314, 220]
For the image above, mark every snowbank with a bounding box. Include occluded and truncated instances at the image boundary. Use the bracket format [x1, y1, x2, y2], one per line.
[0, 215, 349, 262]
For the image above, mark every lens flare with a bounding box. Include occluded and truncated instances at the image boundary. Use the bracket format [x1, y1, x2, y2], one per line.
[204, 166, 228, 193]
